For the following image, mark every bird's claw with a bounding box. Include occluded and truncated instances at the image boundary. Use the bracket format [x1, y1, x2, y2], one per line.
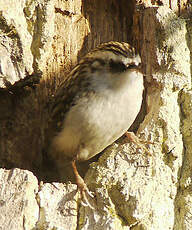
[79, 188, 95, 209]
[86, 189, 94, 198]
[124, 131, 152, 156]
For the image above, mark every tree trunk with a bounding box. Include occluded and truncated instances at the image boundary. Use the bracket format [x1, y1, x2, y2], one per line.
[0, 0, 191, 229]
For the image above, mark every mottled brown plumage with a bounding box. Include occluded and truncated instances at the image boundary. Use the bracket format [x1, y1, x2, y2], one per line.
[48, 41, 143, 208]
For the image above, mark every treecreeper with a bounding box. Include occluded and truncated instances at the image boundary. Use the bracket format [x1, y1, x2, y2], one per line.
[48, 41, 144, 208]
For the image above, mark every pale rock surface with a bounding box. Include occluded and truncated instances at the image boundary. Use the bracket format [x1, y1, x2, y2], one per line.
[0, 168, 78, 230]
[174, 89, 192, 230]
[0, 0, 89, 87]
[79, 5, 192, 230]
[0, 2, 192, 230]
[0, 168, 39, 230]
[0, 0, 55, 87]
[36, 182, 78, 230]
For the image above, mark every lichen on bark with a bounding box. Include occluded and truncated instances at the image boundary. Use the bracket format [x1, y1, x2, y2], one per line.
[0, 1, 192, 230]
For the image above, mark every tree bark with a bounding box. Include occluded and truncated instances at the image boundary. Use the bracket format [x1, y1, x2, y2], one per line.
[0, 0, 191, 229]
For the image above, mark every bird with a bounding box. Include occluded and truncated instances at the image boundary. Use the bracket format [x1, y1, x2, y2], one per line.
[48, 41, 144, 208]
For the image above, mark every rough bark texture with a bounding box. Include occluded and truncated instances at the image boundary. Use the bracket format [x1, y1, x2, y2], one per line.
[0, 0, 192, 229]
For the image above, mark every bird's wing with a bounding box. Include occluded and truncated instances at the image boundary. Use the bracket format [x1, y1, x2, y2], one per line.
[50, 59, 93, 132]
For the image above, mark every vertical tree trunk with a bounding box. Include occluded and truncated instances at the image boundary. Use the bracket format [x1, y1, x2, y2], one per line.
[0, 0, 191, 229]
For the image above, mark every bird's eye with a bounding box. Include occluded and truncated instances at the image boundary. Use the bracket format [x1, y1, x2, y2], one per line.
[127, 62, 139, 69]
[109, 59, 127, 73]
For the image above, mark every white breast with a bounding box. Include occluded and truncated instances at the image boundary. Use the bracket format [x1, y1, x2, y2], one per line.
[52, 70, 143, 161]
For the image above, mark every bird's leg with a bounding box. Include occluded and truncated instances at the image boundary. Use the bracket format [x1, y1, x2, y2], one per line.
[124, 131, 152, 155]
[71, 159, 94, 209]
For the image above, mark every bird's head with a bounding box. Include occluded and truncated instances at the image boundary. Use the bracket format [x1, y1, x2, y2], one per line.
[83, 41, 142, 74]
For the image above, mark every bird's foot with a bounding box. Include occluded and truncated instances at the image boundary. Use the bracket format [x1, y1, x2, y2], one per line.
[72, 160, 95, 209]
[124, 131, 152, 156]
[77, 176, 95, 209]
